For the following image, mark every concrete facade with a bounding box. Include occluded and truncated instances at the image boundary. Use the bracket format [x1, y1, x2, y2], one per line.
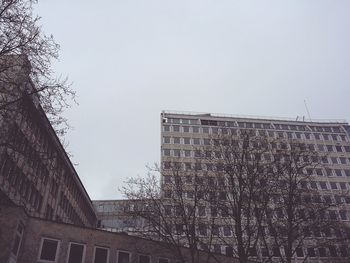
[160, 110, 350, 262]
[0, 56, 97, 227]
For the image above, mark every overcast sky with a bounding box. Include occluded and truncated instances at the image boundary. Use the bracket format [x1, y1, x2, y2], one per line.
[34, 0, 350, 200]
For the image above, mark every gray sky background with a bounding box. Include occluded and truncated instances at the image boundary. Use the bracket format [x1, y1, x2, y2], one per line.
[34, 0, 350, 200]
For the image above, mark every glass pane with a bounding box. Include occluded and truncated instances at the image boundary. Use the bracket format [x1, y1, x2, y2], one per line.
[40, 239, 58, 261]
[94, 247, 108, 263]
[68, 243, 84, 263]
[118, 252, 130, 263]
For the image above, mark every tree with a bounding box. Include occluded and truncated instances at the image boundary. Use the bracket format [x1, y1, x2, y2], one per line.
[0, 0, 75, 137]
[123, 128, 350, 263]
[260, 139, 350, 263]
[202, 129, 278, 263]
[207, 130, 349, 263]
[122, 164, 222, 263]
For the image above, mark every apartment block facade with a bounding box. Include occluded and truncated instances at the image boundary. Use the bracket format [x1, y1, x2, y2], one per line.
[160, 110, 350, 262]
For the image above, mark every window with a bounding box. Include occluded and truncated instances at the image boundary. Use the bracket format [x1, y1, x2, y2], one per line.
[335, 169, 343, 177]
[163, 125, 170, 132]
[183, 126, 190, 133]
[183, 138, 191, 145]
[307, 248, 316, 257]
[331, 157, 339, 164]
[192, 126, 199, 133]
[339, 210, 348, 220]
[340, 245, 349, 257]
[193, 138, 200, 145]
[117, 251, 130, 263]
[319, 181, 328, 190]
[318, 247, 327, 257]
[139, 255, 150, 263]
[330, 182, 338, 189]
[163, 137, 171, 144]
[173, 137, 180, 144]
[67, 242, 85, 263]
[158, 258, 169, 263]
[223, 226, 231, 236]
[310, 181, 317, 189]
[11, 223, 24, 258]
[225, 246, 233, 257]
[38, 238, 60, 262]
[173, 149, 181, 157]
[198, 206, 206, 216]
[163, 149, 170, 156]
[213, 244, 221, 254]
[184, 150, 191, 157]
[326, 145, 334, 152]
[198, 224, 207, 236]
[93, 247, 109, 263]
[295, 247, 304, 257]
[329, 246, 337, 257]
[173, 125, 180, 132]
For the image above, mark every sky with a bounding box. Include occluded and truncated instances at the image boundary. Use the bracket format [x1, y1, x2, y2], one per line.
[34, 0, 350, 200]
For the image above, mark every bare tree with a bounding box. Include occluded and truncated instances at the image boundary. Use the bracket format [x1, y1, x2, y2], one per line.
[122, 164, 222, 263]
[0, 0, 75, 137]
[199, 129, 278, 263]
[260, 139, 350, 263]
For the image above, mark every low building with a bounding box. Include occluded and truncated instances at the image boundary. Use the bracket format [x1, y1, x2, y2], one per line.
[93, 199, 145, 234]
[0, 203, 245, 263]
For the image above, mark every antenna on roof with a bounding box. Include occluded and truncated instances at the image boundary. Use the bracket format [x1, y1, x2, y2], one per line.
[304, 100, 312, 121]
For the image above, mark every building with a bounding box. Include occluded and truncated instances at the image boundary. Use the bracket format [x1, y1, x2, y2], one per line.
[0, 203, 244, 263]
[160, 110, 350, 262]
[0, 56, 97, 227]
[93, 199, 145, 234]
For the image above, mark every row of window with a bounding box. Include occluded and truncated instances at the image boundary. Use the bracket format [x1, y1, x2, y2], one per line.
[163, 125, 348, 141]
[0, 154, 43, 212]
[162, 149, 350, 164]
[38, 237, 173, 263]
[162, 161, 350, 177]
[164, 117, 345, 134]
[162, 136, 350, 153]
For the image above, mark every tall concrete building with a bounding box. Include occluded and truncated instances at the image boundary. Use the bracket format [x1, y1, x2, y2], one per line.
[160, 110, 350, 262]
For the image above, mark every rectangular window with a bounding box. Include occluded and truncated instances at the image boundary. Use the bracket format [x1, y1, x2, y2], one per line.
[38, 238, 60, 262]
[67, 242, 85, 263]
[319, 181, 328, 190]
[11, 223, 24, 258]
[183, 126, 190, 133]
[192, 126, 199, 133]
[173, 125, 180, 132]
[183, 138, 191, 145]
[163, 125, 170, 132]
[223, 226, 231, 236]
[117, 251, 130, 263]
[158, 259, 169, 263]
[193, 138, 200, 145]
[163, 137, 171, 144]
[318, 247, 327, 257]
[184, 150, 191, 157]
[93, 247, 109, 263]
[295, 247, 304, 257]
[173, 137, 180, 144]
[173, 149, 181, 157]
[307, 248, 316, 257]
[330, 182, 338, 189]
